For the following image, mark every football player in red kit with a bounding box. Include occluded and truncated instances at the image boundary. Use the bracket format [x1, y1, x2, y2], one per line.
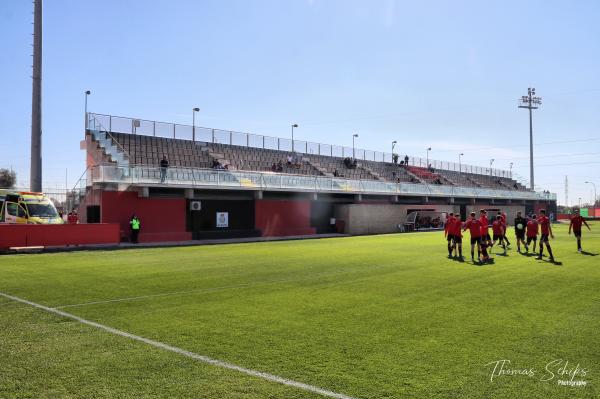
[568, 208, 591, 253]
[479, 210, 492, 247]
[451, 214, 464, 260]
[464, 212, 488, 262]
[536, 209, 555, 262]
[444, 212, 457, 258]
[491, 215, 506, 255]
[498, 211, 511, 248]
[526, 215, 539, 253]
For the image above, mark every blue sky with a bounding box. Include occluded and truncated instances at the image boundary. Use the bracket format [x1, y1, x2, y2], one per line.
[1, 0, 599, 205]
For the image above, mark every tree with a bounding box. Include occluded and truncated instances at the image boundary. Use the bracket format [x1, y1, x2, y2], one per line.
[0, 168, 16, 188]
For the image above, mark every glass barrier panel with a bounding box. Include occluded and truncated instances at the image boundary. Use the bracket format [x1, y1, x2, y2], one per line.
[194, 127, 213, 143]
[293, 140, 308, 154]
[213, 129, 231, 145]
[307, 142, 319, 155]
[231, 131, 247, 147]
[154, 122, 174, 138]
[248, 134, 263, 149]
[263, 136, 279, 150]
[279, 138, 292, 152]
[175, 124, 193, 141]
[109, 116, 134, 134]
[319, 143, 332, 157]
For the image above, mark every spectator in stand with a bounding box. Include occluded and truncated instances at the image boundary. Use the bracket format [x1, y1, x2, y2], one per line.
[404, 155, 409, 165]
[287, 155, 293, 166]
[271, 163, 277, 172]
[277, 160, 283, 172]
[159, 155, 169, 183]
[333, 169, 339, 177]
[392, 154, 399, 164]
[352, 158, 358, 168]
[212, 159, 220, 169]
[400, 160, 405, 166]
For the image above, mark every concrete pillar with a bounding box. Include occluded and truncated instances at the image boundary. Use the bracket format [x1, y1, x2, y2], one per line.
[449, 197, 455, 203]
[184, 188, 194, 199]
[254, 190, 263, 200]
[392, 195, 399, 203]
[140, 186, 149, 198]
[313, 192, 318, 200]
[355, 194, 362, 202]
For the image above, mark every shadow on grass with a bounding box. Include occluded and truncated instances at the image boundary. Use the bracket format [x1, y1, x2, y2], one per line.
[470, 258, 495, 267]
[581, 251, 598, 256]
[543, 259, 563, 266]
[520, 252, 538, 257]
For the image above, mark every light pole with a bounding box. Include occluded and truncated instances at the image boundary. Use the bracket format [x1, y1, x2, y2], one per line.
[352, 134, 359, 158]
[518, 87, 542, 190]
[509, 162, 513, 178]
[458, 153, 464, 173]
[392, 140, 397, 154]
[426, 147, 431, 167]
[192, 107, 200, 142]
[291, 124, 298, 152]
[490, 159, 495, 176]
[585, 181, 597, 206]
[84, 90, 91, 129]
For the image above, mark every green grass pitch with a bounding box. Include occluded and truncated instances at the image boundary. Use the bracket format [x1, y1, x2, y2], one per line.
[0, 222, 598, 398]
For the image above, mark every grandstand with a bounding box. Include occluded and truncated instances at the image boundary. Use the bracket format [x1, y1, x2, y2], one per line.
[78, 113, 556, 242]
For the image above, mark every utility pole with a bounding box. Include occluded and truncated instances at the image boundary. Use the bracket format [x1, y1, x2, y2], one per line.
[30, 0, 43, 192]
[518, 88, 542, 190]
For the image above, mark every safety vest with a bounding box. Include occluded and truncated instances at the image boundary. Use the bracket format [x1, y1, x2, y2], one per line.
[131, 218, 140, 230]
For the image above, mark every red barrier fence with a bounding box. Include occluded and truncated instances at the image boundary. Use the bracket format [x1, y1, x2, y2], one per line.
[0, 224, 120, 249]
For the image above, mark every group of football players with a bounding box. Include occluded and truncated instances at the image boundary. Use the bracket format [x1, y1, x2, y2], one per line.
[444, 208, 591, 264]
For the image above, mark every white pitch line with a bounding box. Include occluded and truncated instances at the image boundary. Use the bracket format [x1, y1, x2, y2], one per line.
[0, 291, 357, 399]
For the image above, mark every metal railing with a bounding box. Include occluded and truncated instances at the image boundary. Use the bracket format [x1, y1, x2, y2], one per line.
[87, 112, 513, 178]
[86, 164, 556, 201]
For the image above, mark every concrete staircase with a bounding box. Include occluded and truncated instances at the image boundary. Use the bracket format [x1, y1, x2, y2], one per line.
[359, 164, 383, 181]
[305, 158, 331, 177]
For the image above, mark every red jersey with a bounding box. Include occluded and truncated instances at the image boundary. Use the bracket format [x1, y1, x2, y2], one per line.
[492, 220, 504, 236]
[526, 220, 539, 237]
[501, 213, 507, 227]
[445, 216, 456, 236]
[67, 214, 78, 224]
[539, 216, 551, 235]
[479, 215, 490, 236]
[464, 218, 483, 238]
[451, 218, 463, 237]
[570, 215, 585, 231]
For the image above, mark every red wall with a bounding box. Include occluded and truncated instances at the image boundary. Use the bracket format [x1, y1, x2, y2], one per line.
[100, 191, 191, 242]
[0, 224, 119, 249]
[255, 200, 315, 237]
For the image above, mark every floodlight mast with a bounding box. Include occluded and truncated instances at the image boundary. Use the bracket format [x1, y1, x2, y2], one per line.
[518, 87, 542, 190]
[30, 0, 43, 192]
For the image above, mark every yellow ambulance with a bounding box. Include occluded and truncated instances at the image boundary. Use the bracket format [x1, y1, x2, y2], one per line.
[0, 189, 64, 224]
